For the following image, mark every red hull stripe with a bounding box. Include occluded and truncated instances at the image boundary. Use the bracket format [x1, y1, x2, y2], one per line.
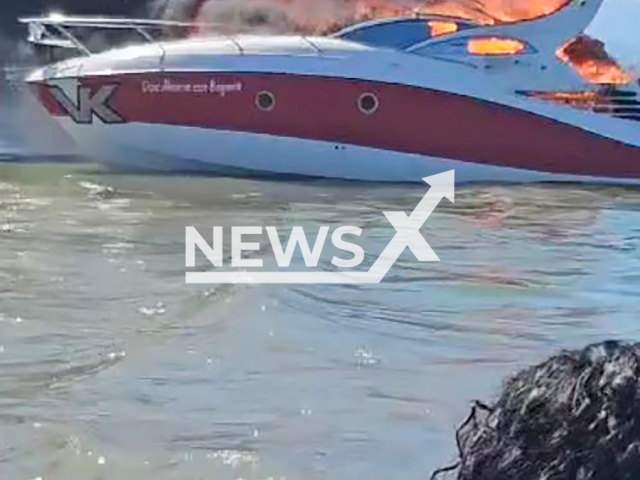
[34, 73, 640, 178]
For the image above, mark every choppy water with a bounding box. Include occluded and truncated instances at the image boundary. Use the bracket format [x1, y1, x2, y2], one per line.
[1, 161, 640, 480]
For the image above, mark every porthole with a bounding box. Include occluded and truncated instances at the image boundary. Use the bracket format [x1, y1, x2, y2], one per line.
[256, 91, 275, 111]
[358, 93, 379, 115]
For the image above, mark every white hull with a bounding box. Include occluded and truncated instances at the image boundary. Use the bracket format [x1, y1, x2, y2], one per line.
[60, 120, 640, 184]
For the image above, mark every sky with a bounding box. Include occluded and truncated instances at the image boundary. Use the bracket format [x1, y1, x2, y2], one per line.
[587, 0, 640, 66]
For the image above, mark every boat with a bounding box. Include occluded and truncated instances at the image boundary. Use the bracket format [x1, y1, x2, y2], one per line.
[20, 0, 640, 183]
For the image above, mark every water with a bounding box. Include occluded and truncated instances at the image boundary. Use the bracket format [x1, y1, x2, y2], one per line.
[1, 161, 639, 480]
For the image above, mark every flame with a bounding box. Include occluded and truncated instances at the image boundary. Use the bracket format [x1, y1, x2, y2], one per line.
[176, 0, 632, 86]
[557, 36, 631, 85]
[467, 37, 525, 55]
[352, 0, 573, 25]
[186, 0, 576, 33]
[524, 90, 601, 109]
[427, 20, 459, 37]
[354, 0, 408, 21]
[568, 60, 631, 85]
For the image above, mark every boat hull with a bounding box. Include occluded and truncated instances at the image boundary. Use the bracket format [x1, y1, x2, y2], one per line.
[51, 118, 640, 184]
[30, 71, 640, 184]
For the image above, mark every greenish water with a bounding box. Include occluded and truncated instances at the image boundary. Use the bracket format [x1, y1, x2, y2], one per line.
[1, 162, 639, 480]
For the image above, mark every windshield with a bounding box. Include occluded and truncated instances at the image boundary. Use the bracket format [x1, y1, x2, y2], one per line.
[407, 0, 572, 24]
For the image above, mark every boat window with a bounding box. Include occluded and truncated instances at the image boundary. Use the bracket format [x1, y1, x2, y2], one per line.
[334, 18, 474, 50]
[557, 35, 630, 85]
[256, 91, 276, 111]
[358, 93, 379, 115]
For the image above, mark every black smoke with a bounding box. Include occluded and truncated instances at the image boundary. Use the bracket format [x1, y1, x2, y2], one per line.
[0, 0, 150, 39]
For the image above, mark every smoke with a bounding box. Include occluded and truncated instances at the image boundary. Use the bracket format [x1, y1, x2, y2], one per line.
[152, 0, 571, 33]
[190, 0, 294, 33]
[0, 33, 21, 72]
[152, 0, 370, 33]
[149, 0, 636, 85]
[0, 78, 76, 159]
[558, 35, 632, 84]
[0, 35, 74, 159]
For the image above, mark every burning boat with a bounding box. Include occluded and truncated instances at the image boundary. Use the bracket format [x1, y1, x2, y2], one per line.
[21, 0, 640, 183]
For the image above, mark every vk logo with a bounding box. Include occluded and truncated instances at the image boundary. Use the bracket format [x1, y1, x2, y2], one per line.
[48, 84, 124, 124]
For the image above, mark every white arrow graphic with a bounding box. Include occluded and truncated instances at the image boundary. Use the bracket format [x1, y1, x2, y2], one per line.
[186, 170, 455, 284]
[367, 170, 455, 282]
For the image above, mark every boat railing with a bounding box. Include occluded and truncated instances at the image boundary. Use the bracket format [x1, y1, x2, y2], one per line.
[18, 15, 334, 60]
[18, 15, 250, 57]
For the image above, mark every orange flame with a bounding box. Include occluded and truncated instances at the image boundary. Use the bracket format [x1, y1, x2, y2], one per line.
[557, 36, 631, 85]
[525, 90, 601, 109]
[189, 0, 576, 32]
[467, 37, 525, 55]
[353, 0, 413, 22]
[185, 0, 632, 86]
[353, 0, 573, 25]
[427, 20, 459, 37]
